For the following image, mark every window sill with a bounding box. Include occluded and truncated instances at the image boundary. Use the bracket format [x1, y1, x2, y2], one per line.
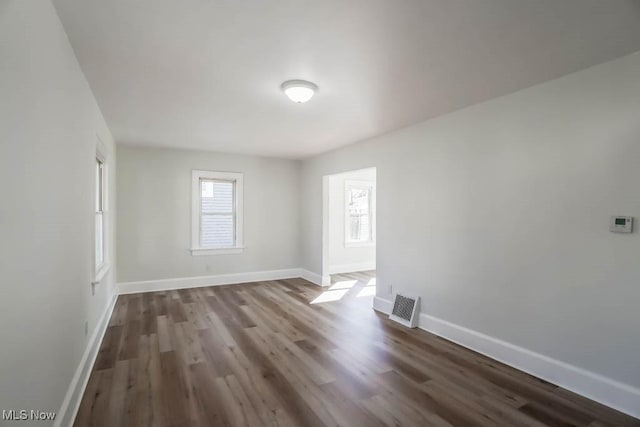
[190, 246, 244, 256]
[344, 241, 376, 248]
[92, 263, 111, 285]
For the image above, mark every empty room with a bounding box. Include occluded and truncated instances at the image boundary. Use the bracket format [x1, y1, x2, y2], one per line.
[2, 1, 640, 426]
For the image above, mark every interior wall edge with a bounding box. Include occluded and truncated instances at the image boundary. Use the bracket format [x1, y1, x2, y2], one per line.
[299, 269, 329, 287]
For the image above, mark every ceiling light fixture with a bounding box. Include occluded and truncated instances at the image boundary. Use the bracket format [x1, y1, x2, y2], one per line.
[281, 80, 318, 103]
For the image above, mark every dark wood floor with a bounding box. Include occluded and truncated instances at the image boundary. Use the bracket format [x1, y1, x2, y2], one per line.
[76, 271, 639, 426]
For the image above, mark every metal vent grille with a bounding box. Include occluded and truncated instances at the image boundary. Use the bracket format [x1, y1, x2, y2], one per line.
[389, 293, 420, 328]
[392, 295, 415, 321]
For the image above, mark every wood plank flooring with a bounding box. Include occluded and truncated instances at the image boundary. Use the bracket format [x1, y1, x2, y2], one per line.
[75, 271, 639, 426]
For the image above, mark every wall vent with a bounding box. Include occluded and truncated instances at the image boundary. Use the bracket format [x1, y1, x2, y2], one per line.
[389, 293, 420, 328]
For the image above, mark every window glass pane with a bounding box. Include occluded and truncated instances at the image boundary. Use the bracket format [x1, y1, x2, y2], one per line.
[200, 179, 235, 247]
[194, 173, 242, 250]
[201, 214, 234, 248]
[95, 212, 104, 267]
[201, 180, 233, 213]
[96, 160, 102, 211]
[347, 187, 371, 242]
[348, 188, 369, 213]
[201, 180, 214, 198]
[349, 214, 370, 241]
[95, 157, 105, 269]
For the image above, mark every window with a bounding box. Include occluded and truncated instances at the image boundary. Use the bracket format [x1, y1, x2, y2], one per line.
[345, 181, 375, 246]
[95, 157, 105, 269]
[191, 170, 244, 255]
[94, 145, 110, 284]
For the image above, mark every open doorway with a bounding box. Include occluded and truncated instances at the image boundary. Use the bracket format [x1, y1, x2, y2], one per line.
[320, 167, 376, 305]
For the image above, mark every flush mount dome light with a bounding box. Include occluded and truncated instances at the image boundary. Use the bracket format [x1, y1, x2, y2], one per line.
[281, 80, 318, 103]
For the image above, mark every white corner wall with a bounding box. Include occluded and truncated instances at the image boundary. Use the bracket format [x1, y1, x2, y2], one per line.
[327, 169, 376, 274]
[0, 1, 117, 425]
[301, 52, 640, 416]
[116, 146, 300, 287]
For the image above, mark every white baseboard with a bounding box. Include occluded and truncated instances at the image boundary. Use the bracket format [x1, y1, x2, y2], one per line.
[373, 295, 393, 313]
[328, 261, 376, 275]
[55, 292, 118, 427]
[322, 275, 331, 286]
[298, 269, 330, 287]
[373, 296, 640, 419]
[118, 268, 304, 294]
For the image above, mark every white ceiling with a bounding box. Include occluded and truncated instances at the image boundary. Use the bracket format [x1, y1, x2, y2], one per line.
[53, 0, 640, 158]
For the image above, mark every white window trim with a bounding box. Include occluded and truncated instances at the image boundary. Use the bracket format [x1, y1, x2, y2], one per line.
[344, 180, 376, 248]
[191, 170, 244, 256]
[93, 138, 110, 284]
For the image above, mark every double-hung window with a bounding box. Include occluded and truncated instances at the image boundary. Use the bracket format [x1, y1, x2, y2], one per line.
[191, 170, 244, 255]
[94, 146, 109, 284]
[95, 157, 105, 269]
[345, 180, 375, 246]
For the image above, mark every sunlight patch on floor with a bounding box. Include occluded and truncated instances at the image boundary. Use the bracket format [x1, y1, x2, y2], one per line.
[357, 286, 376, 297]
[329, 280, 357, 290]
[311, 289, 349, 304]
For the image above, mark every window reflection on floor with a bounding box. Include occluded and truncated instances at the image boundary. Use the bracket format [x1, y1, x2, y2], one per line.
[310, 271, 376, 304]
[356, 285, 376, 297]
[310, 289, 350, 304]
[329, 280, 357, 290]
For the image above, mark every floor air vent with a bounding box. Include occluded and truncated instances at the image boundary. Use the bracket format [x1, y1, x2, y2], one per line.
[389, 294, 420, 328]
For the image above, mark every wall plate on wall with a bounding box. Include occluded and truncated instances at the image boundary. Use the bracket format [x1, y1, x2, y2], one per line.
[610, 216, 633, 233]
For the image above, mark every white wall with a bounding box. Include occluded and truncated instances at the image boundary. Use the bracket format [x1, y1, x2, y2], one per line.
[0, 1, 117, 425]
[327, 169, 376, 274]
[3, 0, 638, 419]
[116, 146, 300, 283]
[301, 52, 640, 411]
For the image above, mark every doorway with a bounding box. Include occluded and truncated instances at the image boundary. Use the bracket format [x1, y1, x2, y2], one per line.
[321, 167, 376, 304]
